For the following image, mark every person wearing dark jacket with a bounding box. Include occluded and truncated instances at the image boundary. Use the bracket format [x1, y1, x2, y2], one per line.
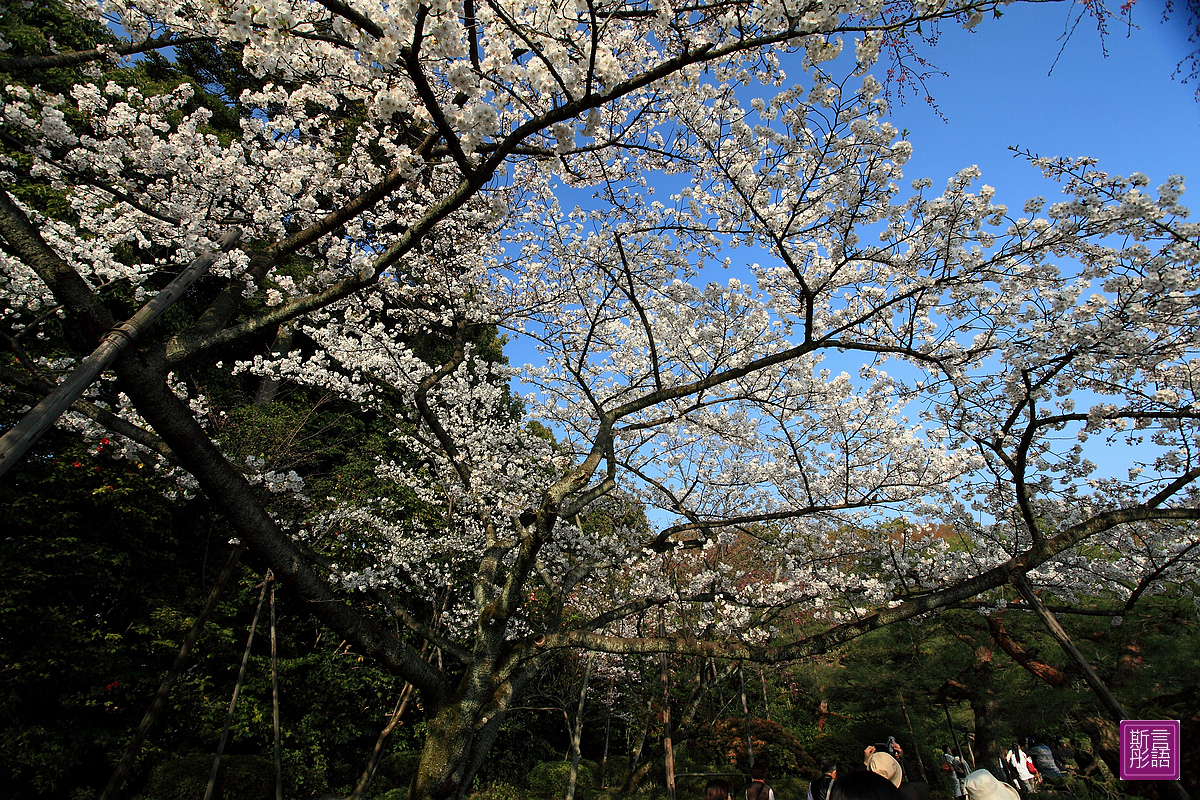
[830, 771, 902, 800]
[808, 761, 838, 800]
[746, 764, 775, 800]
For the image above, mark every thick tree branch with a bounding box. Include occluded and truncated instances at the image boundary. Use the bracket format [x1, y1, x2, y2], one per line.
[0, 34, 209, 72]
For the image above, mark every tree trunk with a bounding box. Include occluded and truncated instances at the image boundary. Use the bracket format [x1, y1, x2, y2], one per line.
[660, 626, 676, 800]
[409, 660, 534, 800]
[739, 664, 755, 769]
[566, 653, 595, 800]
[414, 701, 481, 800]
[961, 651, 1003, 779]
[623, 695, 655, 792]
[254, 325, 292, 405]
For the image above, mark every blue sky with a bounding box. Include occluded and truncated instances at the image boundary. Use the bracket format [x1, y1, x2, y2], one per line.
[506, 2, 1200, 512]
[884, 0, 1199, 209]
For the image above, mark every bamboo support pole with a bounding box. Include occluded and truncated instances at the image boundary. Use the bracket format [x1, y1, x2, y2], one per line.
[0, 229, 241, 477]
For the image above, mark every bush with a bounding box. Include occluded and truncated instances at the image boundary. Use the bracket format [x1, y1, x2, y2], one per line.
[373, 751, 423, 794]
[802, 733, 864, 779]
[141, 753, 275, 800]
[470, 780, 531, 800]
[686, 719, 814, 777]
[527, 761, 597, 800]
[598, 756, 629, 788]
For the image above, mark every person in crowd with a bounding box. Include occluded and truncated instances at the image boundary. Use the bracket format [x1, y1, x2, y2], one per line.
[1003, 741, 1037, 794]
[940, 744, 967, 799]
[830, 771, 903, 800]
[962, 769, 1020, 800]
[862, 744, 928, 800]
[1026, 734, 1063, 787]
[1051, 738, 1074, 773]
[746, 763, 775, 800]
[808, 760, 838, 800]
[707, 778, 733, 800]
[866, 751, 903, 788]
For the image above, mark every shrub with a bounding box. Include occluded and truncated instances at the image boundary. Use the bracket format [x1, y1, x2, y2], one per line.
[527, 761, 597, 800]
[598, 756, 629, 788]
[373, 751, 423, 794]
[141, 753, 275, 800]
[470, 780, 531, 800]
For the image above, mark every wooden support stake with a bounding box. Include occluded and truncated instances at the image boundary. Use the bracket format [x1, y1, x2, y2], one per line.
[566, 652, 595, 800]
[659, 607, 676, 800]
[204, 573, 270, 800]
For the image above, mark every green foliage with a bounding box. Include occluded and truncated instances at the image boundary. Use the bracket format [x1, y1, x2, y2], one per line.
[469, 780, 532, 800]
[139, 753, 275, 800]
[598, 757, 628, 789]
[801, 733, 866, 779]
[685, 718, 814, 777]
[527, 761, 597, 800]
[374, 750, 424, 794]
[0, 430, 204, 793]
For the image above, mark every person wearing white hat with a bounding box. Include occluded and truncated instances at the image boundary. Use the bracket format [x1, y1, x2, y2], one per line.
[866, 752, 903, 788]
[963, 769, 1020, 800]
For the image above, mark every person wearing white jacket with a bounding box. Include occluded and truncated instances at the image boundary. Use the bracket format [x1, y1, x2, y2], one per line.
[1003, 744, 1036, 794]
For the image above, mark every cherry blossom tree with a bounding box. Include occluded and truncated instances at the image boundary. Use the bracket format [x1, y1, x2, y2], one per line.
[2, 0, 1199, 797]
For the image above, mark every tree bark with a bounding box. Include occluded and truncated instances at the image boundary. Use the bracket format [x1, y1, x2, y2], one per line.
[566, 652, 595, 800]
[659, 609, 676, 800]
